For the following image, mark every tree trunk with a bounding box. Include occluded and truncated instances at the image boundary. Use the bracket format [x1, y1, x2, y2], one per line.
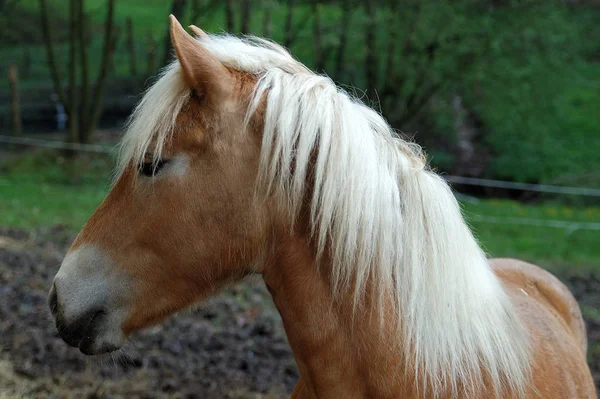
[363, 0, 377, 100]
[380, 1, 420, 118]
[283, 0, 311, 49]
[78, 0, 90, 142]
[334, 0, 351, 78]
[8, 65, 22, 138]
[39, 0, 118, 146]
[67, 0, 79, 153]
[263, 3, 272, 38]
[240, 0, 252, 34]
[146, 31, 156, 77]
[22, 49, 31, 78]
[85, 0, 117, 143]
[126, 16, 137, 76]
[189, 0, 220, 29]
[311, 0, 324, 72]
[225, 0, 234, 31]
[284, 0, 296, 48]
[162, 0, 188, 68]
[382, 0, 401, 87]
[39, 0, 67, 108]
[190, 0, 200, 24]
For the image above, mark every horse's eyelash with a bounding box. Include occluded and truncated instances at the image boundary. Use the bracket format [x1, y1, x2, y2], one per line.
[140, 159, 168, 177]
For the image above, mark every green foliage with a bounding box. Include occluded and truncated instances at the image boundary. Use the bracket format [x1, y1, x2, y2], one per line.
[456, 2, 600, 185]
[1, 0, 599, 187]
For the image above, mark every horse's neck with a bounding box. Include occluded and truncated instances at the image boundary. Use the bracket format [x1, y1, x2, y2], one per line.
[262, 234, 415, 398]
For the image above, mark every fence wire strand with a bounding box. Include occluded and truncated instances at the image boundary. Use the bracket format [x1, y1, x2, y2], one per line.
[0, 135, 113, 154]
[1, 135, 599, 232]
[445, 175, 600, 197]
[466, 215, 600, 231]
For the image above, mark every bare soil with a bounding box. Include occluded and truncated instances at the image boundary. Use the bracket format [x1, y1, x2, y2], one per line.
[0, 227, 297, 399]
[1, 227, 599, 398]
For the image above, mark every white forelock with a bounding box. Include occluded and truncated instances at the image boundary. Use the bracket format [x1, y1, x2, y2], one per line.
[117, 33, 530, 398]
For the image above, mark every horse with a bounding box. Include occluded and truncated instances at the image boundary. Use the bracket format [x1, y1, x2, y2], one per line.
[48, 15, 595, 398]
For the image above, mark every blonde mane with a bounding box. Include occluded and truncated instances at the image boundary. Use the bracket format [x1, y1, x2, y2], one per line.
[118, 34, 531, 397]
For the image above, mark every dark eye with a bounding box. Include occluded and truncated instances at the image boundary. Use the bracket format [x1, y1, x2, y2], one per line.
[140, 159, 167, 177]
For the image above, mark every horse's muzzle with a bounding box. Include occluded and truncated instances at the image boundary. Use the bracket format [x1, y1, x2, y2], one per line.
[48, 282, 116, 355]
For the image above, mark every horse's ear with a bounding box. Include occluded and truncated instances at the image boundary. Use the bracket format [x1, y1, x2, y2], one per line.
[188, 25, 208, 39]
[169, 15, 232, 99]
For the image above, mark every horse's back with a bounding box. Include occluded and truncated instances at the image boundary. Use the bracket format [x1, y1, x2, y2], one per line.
[491, 258, 595, 398]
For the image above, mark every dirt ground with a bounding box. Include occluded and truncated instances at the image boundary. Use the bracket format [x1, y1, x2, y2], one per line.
[1, 227, 599, 398]
[0, 227, 297, 399]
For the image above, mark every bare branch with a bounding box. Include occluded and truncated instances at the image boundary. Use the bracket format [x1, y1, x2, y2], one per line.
[382, 0, 403, 87]
[263, 4, 272, 38]
[362, 0, 377, 99]
[161, 0, 187, 67]
[67, 0, 78, 146]
[8, 65, 22, 137]
[383, 1, 421, 101]
[39, 0, 67, 107]
[86, 0, 117, 143]
[334, 0, 352, 77]
[311, 0, 324, 72]
[225, 0, 234, 31]
[240, 0, 251, 34]
[1, 0, 23, 14]
[283, 0, 296, 47]
[396, 8, 451, 124]
[145, 31, 156, 77]
[125, 16, 136, 76]
[283, 0, 311, 48]
[78, 0, 90, 137]
[189, 0, 216, 23]
[189, 0, 200, 23]
[380, 1, 454, 126]
[398, 83, 442, 126]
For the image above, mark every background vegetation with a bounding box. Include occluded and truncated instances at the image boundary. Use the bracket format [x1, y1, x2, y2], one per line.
[1, 0, 599, 185]
[1, 150, 598, 272]
[0, 0, 598, 267]
[1, 2, 600, 395]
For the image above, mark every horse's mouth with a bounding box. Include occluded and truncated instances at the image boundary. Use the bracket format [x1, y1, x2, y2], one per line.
[75, 310, 120, 355]
[51, 289, 124, 355]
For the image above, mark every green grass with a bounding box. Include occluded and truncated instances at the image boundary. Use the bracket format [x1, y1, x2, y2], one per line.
[1, 150, 599, 271]
[462, 199, 600, 271]
[0, 150, 111, 229]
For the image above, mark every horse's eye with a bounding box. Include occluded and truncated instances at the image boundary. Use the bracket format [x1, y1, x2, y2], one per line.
[140, 159, 167, 177]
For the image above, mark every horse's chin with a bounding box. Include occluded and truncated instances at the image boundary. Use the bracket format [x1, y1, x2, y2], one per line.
[79, 339, 123, 356]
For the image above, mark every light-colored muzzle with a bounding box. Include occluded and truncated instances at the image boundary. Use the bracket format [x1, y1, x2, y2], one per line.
[49, 245, 128, 355]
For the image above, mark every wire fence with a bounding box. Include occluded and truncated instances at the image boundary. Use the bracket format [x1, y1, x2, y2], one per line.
[0, 134, 113, 154]
[466, 215, 600, 232]
[1, 134, 599, 232]
[445, 175, 600, 197]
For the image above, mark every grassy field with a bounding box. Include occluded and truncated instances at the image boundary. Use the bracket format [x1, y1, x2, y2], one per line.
[1, 149, 598, 272]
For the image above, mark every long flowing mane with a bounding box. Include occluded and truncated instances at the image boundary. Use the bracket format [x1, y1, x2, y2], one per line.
[118, 34, 531, 397]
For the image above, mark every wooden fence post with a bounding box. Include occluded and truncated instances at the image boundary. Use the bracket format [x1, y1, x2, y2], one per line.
[8, 64, 22, 137]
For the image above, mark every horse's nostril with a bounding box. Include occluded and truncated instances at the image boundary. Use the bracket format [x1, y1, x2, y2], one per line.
[48, 283, 58, 316]
[56, 308, 106, 349]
